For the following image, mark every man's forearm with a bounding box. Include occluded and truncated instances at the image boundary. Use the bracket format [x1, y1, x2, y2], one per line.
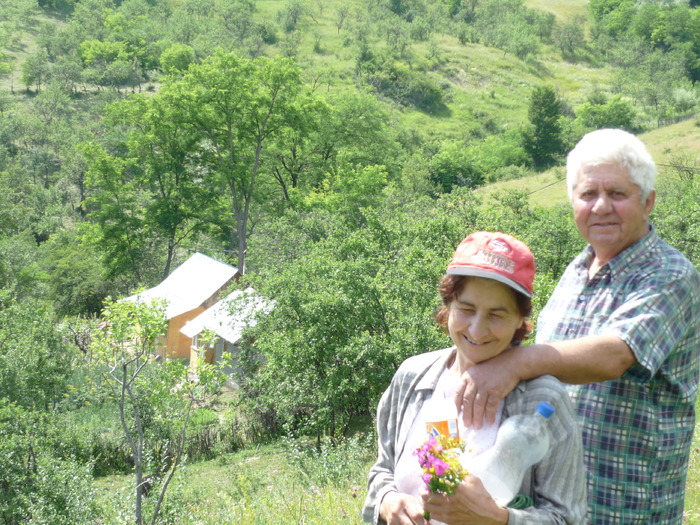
[515, 335, 637, 385]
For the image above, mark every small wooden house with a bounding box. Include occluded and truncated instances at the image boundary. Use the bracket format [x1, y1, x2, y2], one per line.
[125, 253, 239, 360]
[180, 288, 273, 388]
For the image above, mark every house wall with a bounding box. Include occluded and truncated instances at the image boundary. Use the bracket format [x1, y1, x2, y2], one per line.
[166, 307, 205, 359]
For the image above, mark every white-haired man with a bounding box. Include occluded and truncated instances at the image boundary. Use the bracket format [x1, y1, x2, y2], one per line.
[456, 129, 700, 523]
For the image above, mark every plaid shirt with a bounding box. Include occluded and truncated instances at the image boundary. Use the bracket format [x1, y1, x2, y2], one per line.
[536, 227, 700, 524]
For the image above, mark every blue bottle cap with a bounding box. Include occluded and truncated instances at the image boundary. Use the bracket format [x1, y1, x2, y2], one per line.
[536, 401, 555, 419]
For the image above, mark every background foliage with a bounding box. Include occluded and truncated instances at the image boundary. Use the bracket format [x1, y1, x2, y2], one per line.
[2, 0, 700, 522]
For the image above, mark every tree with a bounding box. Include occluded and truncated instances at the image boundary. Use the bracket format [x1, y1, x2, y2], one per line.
[241, 187, 488, 442]
[20, 51, 50, 92]
[554, 16, 587, 59]
[161, 51, 312, 275]
[265, 90, 396, 200]
[81, 143, 150, 283]
[524, 85, 565, 168]
[577, 92, 637, 132]
[0, 298, 73, 409]
[103, 93, 214, 278]
[90, 297, 224, 525]
[159, 42, 195, 75]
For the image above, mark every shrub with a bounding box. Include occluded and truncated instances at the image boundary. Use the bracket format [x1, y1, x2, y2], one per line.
[26, 455, 97, 525]
[359, 54, 445, 112]
[0, 401, 98, 524]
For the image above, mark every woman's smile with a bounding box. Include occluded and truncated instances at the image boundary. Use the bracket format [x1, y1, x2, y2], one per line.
[448, 278, 524, 373]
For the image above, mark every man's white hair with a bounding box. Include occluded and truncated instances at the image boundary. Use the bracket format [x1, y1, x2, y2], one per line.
[566, 128, 657, 202]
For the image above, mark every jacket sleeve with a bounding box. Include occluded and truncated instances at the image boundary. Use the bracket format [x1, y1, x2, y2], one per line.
[362, 373, 402, 524]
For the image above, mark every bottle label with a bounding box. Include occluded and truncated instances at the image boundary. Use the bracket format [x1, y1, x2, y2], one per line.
[425, 418, 459, 438]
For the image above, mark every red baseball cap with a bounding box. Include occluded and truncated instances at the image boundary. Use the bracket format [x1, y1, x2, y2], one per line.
[447, 231, 535, 297]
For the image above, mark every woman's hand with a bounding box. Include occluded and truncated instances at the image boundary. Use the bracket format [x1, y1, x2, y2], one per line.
[420, 475, 509, 525]
[380, 491, 430, 525]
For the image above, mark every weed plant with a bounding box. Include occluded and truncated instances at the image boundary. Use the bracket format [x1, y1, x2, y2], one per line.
[89, 411, 700, 524]
[94, 434, 375, 524]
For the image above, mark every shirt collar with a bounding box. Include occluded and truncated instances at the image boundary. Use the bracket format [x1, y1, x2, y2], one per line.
[574, 225, 658, 280]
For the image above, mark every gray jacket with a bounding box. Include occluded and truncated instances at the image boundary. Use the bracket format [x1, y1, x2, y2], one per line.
[362, 348, 586, 524]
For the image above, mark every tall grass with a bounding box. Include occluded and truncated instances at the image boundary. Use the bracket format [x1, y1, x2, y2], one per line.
[91, 408, 700, 524]
[93, 434, 373, 524]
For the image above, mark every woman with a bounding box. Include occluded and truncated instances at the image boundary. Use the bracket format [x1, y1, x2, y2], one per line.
[362, 231, 586, 525]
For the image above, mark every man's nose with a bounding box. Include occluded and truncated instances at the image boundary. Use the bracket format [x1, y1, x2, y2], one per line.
[591, 194, 612, 214]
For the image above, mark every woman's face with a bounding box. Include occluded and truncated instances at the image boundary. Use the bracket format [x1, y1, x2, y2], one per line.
[447, 277, 524, 369]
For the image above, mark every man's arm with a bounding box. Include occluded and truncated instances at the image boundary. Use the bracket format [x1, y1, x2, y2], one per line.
[456, 335, 637, 428]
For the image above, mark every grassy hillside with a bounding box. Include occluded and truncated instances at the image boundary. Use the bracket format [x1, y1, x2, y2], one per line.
[475, 117, 700, 208]
[525, 0, 589, 20]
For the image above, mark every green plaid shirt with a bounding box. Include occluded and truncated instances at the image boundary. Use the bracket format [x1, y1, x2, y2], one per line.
[536, 228, 700, 524]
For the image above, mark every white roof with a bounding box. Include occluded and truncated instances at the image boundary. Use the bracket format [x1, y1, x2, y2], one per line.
[180, 288, 273, 344]
[125, 253, 239, 319]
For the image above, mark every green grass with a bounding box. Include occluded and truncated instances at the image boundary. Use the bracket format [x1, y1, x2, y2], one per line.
[525, 0, 589, 21]
[93, 437, 373, 524]
[90, 410, 700, 524]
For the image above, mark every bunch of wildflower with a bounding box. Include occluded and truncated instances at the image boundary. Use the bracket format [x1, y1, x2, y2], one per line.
[414, 434, 468, 495]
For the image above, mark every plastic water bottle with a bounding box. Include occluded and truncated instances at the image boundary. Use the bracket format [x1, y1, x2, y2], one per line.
[468, 401, 555, 505]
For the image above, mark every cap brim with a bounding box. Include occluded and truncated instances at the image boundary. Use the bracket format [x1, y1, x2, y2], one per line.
[446, 267, 532, 297]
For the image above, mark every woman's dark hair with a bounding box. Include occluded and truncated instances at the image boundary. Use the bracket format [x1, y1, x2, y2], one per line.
[434, 274, 534, 345]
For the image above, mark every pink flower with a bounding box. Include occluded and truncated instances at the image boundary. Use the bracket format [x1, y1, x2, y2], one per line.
[414, 434, 468, 495]
[433, 458, 449, 476]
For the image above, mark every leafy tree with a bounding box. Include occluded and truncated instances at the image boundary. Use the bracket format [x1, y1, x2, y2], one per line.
[160, 51, 313, 274]
[523, 85, 565, 168]
[81, 143, 151, 283]
[473, 0, 546, 59]
[159, 42, 195, 75]
[266, 90, 397, 200]
[41, 230, 113, 316]
[21, 51, 50, 92]
[576, 92, 637, 132]
[553, 15, 587, 59]
[103, 92, 214, 278]
[0, 298, 74, 409]
[589, 0, 634, 37]
[610, 38, 687, 113]
[90, 297, 224, 525]
[241, 188, 487, 442]
[429, 139, 483, 192]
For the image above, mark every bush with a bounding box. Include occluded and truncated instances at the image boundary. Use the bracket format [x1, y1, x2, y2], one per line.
[359, 54, 445, 112]
[0, 401, 98, 524]
[27, 455, 97, 525]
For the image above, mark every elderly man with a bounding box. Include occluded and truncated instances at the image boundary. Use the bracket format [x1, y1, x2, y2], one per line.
[457, 129, 700, 523]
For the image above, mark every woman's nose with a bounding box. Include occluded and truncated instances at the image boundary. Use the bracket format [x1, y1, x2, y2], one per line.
[468, 315, 489, 341]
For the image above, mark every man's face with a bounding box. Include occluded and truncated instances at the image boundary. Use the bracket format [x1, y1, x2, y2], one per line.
[572, 163, 656, 262]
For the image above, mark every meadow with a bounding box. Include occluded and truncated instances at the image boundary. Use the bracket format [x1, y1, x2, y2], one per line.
[90, 399, 700, 524]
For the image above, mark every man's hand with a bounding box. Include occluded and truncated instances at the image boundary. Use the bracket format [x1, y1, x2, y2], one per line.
[454, 348, 521, 429]
[420, 476, 509, 525]
[379, 491, 429, 525]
